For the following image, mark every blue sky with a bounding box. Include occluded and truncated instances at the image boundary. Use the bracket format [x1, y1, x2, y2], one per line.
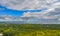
[0, 0, 52, 17]
[0, 0, 60, 24]
[0, 5, 25, 16]
[0, 5, 42, 17]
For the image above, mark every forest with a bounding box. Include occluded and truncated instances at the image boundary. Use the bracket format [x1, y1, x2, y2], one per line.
[0, 23, 60, 36]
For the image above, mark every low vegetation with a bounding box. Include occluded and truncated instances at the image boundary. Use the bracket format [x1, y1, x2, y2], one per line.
[0, 23, 60, 36]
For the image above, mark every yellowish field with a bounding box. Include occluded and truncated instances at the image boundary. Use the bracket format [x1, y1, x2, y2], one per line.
[13, 30, 60, 36]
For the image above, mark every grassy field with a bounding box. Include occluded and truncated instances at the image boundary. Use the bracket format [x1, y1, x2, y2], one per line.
[0, 23, 60, 36]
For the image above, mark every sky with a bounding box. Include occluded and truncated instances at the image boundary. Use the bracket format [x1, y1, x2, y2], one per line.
[0, 5, 42, 16]
[0, 5, 27, 16]
[0, 0, 60, 24]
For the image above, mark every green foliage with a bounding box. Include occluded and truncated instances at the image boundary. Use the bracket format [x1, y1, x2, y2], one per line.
[0, 24, 60, 36]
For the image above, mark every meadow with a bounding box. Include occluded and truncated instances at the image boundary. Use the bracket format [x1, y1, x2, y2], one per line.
[0, 23, 60, 36]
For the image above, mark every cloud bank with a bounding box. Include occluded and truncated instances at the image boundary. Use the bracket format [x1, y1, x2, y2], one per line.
[0, 0, 60, 24]
[0, 3, 60, 24]
[0, 0, 59, 10]
[20, 2, 60, 24]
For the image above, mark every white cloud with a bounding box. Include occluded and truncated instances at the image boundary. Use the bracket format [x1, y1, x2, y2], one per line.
[0, 0, 59, 10]
[0, 0, 60, 24]
[20, 2, 60, 24]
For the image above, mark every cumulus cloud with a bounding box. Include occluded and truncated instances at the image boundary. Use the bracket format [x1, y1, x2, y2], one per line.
[20, 2, 60, 24]
[0, 0, 60, 24]
[0, 0, 59, 10]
